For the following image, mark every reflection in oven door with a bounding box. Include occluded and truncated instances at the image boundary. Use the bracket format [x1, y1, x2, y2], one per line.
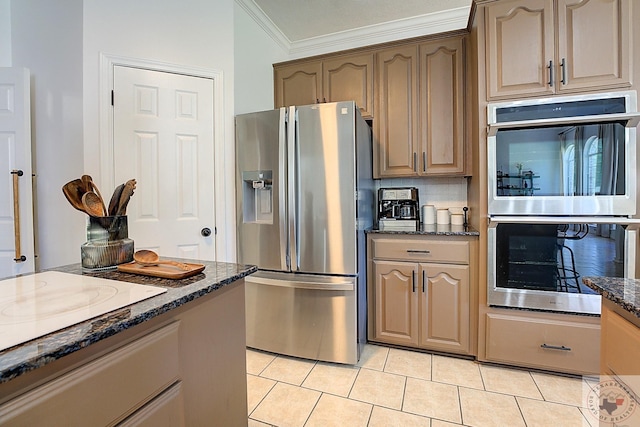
[497, 224, 559, 291]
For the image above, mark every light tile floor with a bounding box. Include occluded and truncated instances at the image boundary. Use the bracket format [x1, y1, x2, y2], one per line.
[246, 344, 636, 427]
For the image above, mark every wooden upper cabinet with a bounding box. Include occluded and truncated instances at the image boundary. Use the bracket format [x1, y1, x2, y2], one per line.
[556, 0, 631, 93]
[374, 45, 419, 178]
[419, 37, 465, 175]
[274, 53, 373, 117]
[274, 61, 322, 108]
[485, 0, 631, 100]
[485, 0, 555, 98]
[323, 53, 374, 118]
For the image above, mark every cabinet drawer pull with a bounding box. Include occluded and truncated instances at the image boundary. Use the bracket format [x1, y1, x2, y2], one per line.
[413, 152, 417, 172]
[540, 343, 571, 351]
[407, 250, 431, 254]
[422, 270, 426, 293]
[547, 60, 554, 86]
[560, 58, 566, 85]
[412, 271, 416, 293]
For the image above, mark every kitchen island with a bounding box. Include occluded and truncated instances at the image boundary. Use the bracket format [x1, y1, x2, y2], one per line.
[583, 276, 640, 424]
[0, 260, 256, 427]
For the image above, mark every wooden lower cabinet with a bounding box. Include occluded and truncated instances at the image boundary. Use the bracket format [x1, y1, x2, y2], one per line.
[600, 300, 640, 395]
[482, 309, 600, 375]
[369, 234, 475, 355]
[0, 281, 247, 427]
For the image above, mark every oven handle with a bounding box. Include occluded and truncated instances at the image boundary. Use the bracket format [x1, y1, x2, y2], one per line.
[487, 112, 640, 136]
[489, 216, 640, 227]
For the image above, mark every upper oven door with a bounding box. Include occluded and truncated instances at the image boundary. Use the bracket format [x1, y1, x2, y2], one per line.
[487, 91, 640, 216]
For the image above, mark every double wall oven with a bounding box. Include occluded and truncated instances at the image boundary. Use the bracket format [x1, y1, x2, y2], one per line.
[487, 91, 640, 315]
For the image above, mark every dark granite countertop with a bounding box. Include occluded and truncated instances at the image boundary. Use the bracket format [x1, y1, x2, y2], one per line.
[0, 260, 257, 384]
[367, 224, 480, 236]
[582, 276, 640, 319]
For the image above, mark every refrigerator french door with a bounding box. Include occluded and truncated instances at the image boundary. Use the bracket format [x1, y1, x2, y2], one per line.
[235, 101, 373, 364]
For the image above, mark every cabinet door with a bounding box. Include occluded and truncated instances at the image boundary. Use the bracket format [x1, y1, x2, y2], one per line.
[485, 0, 555, 99]
[556, 0, 631, 92]
[323, 53, 374, 118]
[374, 45, 419, 178]
[419, 38, 465, 175]
[372, 260, 419, 346]
[419, 263, 470, 353]
[274, 61, 322, 108]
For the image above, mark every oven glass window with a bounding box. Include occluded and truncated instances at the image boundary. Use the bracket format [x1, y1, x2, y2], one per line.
[496, 223, 624, 294]
[495, 122, 626, 197]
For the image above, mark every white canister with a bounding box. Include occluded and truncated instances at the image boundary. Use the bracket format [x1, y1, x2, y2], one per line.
[451, 213, 464, 225]
[436, 209, 450, 225]
[421, 205, 436, 224]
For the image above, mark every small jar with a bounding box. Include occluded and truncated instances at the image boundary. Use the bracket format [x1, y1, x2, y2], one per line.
[81, 216, 134, 271]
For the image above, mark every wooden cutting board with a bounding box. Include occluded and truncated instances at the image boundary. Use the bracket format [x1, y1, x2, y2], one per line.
[117, 261, 205, 279]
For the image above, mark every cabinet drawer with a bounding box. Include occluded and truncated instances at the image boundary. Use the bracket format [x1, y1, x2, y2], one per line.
[371, 238, 468, 264]
[485, 313, 599, 375]
[0, 322, 180, 426]
[118, 381, 185, 427]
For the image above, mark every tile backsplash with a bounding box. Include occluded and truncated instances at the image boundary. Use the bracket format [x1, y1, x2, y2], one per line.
[376, 177, 468, 210]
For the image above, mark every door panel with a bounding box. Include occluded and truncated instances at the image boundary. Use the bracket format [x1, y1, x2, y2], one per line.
[375, 45, 419, 177]
[235, 109, 286, 271]
[113, 66, 215, 260]
[295, 102, 357, 275]
[0, 68, 35, 279]
[274, 61, 322, 108]
[557, 0, 631, 92]
[373, 260, 419, 346]
[485, 0, 555, 98]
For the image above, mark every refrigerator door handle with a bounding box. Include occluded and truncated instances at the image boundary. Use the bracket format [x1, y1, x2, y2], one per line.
[279, 108, 288, 271]
[288, 106, 299, 271]
[245, 275, 354, 291]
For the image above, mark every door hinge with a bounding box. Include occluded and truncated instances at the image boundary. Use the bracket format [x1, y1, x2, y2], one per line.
[111, 90, 114, 106]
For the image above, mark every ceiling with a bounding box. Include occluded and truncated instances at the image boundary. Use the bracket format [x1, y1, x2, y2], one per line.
[237, 0, 473, 57]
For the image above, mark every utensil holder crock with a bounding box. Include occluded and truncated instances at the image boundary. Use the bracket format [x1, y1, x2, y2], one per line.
[81, 215, 134, 271]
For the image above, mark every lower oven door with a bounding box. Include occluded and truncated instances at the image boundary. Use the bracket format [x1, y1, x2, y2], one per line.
[488, 216, 639, 315]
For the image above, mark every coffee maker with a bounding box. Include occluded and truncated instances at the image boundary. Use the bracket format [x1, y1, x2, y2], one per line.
[378, 187, 420, 231]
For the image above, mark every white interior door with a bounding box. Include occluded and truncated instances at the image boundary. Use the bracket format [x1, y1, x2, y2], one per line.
[113, 66, 216, 260]
[0, 68, 35, 279]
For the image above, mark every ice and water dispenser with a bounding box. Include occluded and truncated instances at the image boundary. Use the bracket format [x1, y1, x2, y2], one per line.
[241, 171, 273, 224]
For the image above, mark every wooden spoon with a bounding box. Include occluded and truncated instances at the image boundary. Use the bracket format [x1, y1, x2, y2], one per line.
[82, 175, 107, 216]
[62, 179, 88, 213]
[116, 179, 137, 216]
[133, 250, 190, 270]
[108, 183, 125, 216]
[82, 191, 106, 217]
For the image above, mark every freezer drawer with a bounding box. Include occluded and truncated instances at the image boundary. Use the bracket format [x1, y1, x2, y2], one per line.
[245, 271, 358, 364]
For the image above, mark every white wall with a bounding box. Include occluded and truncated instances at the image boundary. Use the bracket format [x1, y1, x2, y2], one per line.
[11, 0, 85, 269]
[81, 0, 236, 263]
[0, 0, 10, 66]
[234, 2, 288, 114]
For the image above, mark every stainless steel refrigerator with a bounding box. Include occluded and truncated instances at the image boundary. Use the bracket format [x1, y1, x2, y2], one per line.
[235, 101, 374, 364]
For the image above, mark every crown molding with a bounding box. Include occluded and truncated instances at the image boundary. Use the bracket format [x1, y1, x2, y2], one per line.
[235, 0, 291, 51]
[288, 7, 470, 59]
[235, 1, 470, 59]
